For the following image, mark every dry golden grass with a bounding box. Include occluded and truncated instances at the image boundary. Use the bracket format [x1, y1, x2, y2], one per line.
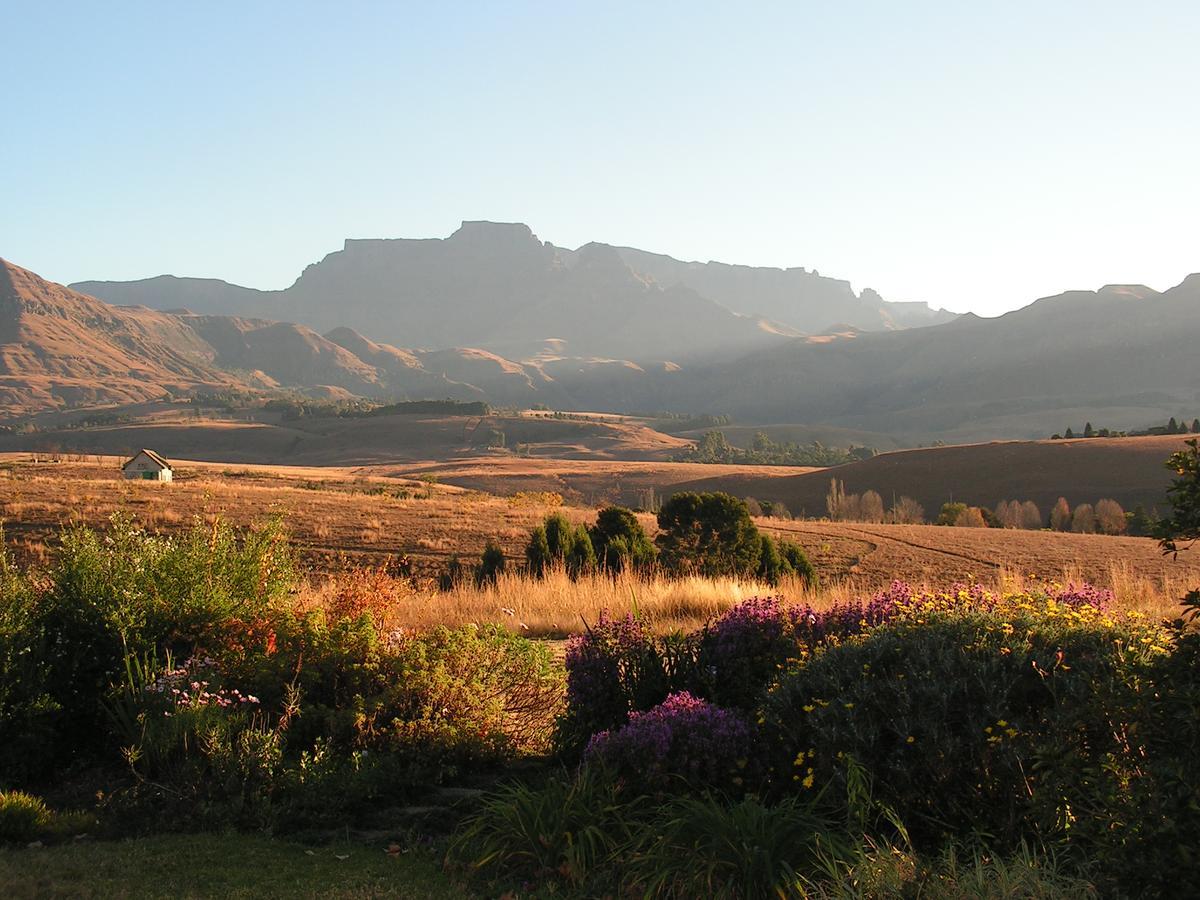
[294, 560, 1195, 640]
[2, 454, 1197, 634]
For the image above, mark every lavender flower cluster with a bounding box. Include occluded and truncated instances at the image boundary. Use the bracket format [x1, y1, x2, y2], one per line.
[584, 692, 751, 790]
[1050, 582, 1114, 609]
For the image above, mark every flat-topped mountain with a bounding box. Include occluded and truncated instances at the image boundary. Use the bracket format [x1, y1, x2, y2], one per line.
[72, 221, 946, 362]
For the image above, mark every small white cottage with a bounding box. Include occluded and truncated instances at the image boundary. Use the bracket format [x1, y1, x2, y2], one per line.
[122, 449, 173, 482]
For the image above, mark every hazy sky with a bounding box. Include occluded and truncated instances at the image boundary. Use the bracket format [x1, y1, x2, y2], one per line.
[3, 1, 1198, 316]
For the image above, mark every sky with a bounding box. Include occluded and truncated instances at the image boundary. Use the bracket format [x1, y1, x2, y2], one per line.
[3, 1, 1198, 317]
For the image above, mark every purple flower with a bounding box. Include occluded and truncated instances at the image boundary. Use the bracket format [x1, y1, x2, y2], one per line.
[585, 692, 752, 791]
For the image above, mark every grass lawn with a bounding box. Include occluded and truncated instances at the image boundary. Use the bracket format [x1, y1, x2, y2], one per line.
[0, 832, 470, 899]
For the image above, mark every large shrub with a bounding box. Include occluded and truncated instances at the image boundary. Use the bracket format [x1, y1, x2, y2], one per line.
[584, 692, 753, 793]
[3, 515, 295, 775]
[0, 541, 57, 784]
[759, 586, 1177, 867]
[525, 513, 595, 579]
[589, 506, 657, 574]
[656, 492, 762, 576]
[555, 612, 692, 756]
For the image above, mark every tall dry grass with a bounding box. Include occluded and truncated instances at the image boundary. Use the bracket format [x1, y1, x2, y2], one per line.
[297, 559, 1194, 639]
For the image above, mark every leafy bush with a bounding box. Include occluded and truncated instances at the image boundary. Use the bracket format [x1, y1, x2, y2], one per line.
[3, 515, 295, 776]
[448, 767, 642, 892]
[474, 539, 505, 587]
[622, 793, 856, 899]
[555, 612, 691, 757]
[0, 791, 92, 844]
[0, 541, 58, 783]
[760, 586, 1177, 860]
[525, 512, 595, 579]
[656, 492, 762, 576]
[589, 506, 657, 574]
[0, 790, 50, 842]
[585, 692, 753, 793]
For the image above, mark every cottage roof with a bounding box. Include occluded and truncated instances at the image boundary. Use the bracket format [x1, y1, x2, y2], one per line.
[122, 449, 172, 471]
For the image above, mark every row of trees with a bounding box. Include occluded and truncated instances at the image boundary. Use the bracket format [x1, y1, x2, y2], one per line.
[933, 497, 1135, 535]
[825, 480, 925, 524]
[679, 431, 873, 468]
[1052, 416, 1200, 440]
[449, 494, 819, 590]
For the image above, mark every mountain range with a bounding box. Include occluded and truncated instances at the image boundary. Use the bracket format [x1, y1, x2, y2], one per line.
[72, 221, 952, 363]
[3, 222, 1198, 443]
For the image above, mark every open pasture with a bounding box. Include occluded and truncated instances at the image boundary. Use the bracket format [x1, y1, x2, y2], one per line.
[2, 455, 1195, 624]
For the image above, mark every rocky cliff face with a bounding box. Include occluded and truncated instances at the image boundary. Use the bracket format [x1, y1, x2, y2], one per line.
[71, 221, 950, 363]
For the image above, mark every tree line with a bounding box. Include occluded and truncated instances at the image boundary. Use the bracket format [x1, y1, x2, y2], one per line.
[444, 493, 818, 590]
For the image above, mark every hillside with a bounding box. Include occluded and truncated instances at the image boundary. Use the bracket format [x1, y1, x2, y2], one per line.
[0, 258, 238, 415]
[673, 434, 1195, 517]
[663, 277, 1200, 440]
[73, 221, 943, 363]
[0, 409, 694, 466]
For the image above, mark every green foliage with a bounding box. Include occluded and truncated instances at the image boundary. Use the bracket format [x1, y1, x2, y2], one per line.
[0, 790, 49, 842]
[759, 599, 1184, 893]
[0, 791, 91, 844]
[623, 793, 856, 899]
[448, 768, 641, 891]
[677, 430, 866, 467]
[589, 506, 657, 574]
[1, 514, 295, 777]
[936, 501, 968, 526]
[1160, 438, 1200, 618]
[656, 492, 762, 577]
[474, 539, 505, 587]
[780, 540, 818, 587]
[0, 538, 58, 783]
[755, 534, 817, 586]
[525, 512, 596, 579]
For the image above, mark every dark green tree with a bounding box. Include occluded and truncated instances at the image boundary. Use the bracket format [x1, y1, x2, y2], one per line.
[589, 506, 657, 574]
[1160, 439, 1200, 619]
[1064, 427, 1075, 439]
[524, 525, 553, 577]
[655, 492, 762, 577]
[1084, 422, 1095, 438]
[756, 532, 786, 585]
[438, 553, 466, 591]
[779, 540, 818, 587]
[526, 513, 595, 579]
[474, 539, 506, 587]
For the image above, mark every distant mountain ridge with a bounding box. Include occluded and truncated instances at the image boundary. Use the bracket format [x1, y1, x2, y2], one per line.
[6, 242, 1199, 445]
[72, 221, 949, 362]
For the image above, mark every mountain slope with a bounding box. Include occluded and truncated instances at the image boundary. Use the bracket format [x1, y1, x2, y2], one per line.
[0, 258, 238, 415]
[662, 277, 1200, 439]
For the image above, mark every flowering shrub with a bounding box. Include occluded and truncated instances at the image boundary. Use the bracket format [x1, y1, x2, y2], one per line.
[760, 587, 1177, 868]
[585, 692, 753, 792]
[555, 612, 687, 756]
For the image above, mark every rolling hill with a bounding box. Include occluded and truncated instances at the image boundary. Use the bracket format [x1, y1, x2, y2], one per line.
[672, 434, 1195, 517]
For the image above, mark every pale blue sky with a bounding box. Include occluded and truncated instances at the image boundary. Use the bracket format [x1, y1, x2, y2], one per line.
[3, 1, 1198, 315]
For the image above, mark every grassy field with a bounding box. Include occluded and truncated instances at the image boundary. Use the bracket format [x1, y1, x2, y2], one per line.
[0, 834, 463, 899]
[673, 433, 1197, 516]
[2, 453, 1196, 636]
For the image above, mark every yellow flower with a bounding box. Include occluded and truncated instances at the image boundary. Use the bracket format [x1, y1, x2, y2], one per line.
[906, 735, 915, 744]
[801, 773, 815, 789]
[802, 704, 815, 713]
